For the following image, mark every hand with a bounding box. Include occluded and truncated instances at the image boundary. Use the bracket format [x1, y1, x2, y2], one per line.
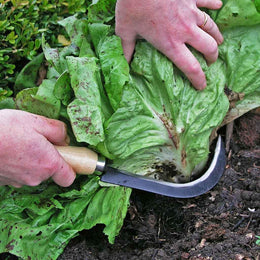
[0, 109, 75, 188]
[115, 0, 223, 90]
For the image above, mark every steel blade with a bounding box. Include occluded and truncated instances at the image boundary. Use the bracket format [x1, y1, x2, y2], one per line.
[101, 136, 226, 198]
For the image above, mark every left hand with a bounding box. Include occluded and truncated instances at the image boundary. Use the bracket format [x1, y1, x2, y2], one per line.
[115, 0, 224, 90]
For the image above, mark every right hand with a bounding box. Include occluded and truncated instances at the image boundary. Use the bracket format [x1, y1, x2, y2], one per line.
[0, 109, 76, 188]
[115, 0, 224, 90]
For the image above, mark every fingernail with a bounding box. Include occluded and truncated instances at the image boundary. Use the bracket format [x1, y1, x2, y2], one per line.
[207, 60, 213, 67]
[217, 0, 223, 8]
[64, 123, 68, 132]
[218, 36, 224, 45]
[197, 80, 207, 90]
[199, 84, 206, 91]
[65, 135, 70, 145]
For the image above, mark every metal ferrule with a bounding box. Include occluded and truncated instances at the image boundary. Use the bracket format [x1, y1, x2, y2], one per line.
[96, 156, 106, 172]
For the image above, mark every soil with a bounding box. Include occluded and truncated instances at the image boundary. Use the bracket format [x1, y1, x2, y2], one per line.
[1, 112, 259, 260]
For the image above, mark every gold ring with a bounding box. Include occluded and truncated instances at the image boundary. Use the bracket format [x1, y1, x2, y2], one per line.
[202, 12, 208, 27]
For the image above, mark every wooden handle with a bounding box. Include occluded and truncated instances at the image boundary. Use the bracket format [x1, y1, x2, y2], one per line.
[55, 146, 98, 175]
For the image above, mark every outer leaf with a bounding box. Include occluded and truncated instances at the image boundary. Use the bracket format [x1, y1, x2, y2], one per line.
[223, 91, 260, 126]
[219, 25, 260, 123]
[89, 23, 129, 110]
[219, 25, 260, 94]
[215, 0, 260, 30]
[58, 15, 88, 48]
[66, 56, 106, 145]
[68, 99, 105, 145]
[53, 71, 74, 106]
[42, 40, 79, 75]
[75, 186, 131, 244]
[14, 53, 44, 93]
[0, 176, 130, 260]
[43, 17, 92, 75]
[15, 80, 61, 119]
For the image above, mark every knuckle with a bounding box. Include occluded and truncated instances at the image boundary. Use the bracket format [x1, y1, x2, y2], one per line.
[207, 41, 218, 59]
[26, 179, 41, 187]
[187, 62, 202, 75]
[22, 175, 42, 186]
[163, 40, 175, 53]
[162, 35, 179, 53]
[182, 22, 194, 35]
[190, 6, 198, 17]
[207, 19, 215, 31]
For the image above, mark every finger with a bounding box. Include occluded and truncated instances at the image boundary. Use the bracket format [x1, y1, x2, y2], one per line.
[115, 0, 137, 63]
[120, 38, 136, 63]
[186, 28, 219, 65]
[52, 157, 76, 187]
[198, 12, 224, 45]
[163, 43, 207, 90]
[32, 115, 68, 145]
[196, 0, 223, 9]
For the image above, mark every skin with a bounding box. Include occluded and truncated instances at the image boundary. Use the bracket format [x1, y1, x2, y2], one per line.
[0, 109, 75, 188]
[115, 0, 224, 90]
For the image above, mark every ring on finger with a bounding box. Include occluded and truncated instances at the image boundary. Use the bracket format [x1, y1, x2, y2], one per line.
[201, 12, 208, 28]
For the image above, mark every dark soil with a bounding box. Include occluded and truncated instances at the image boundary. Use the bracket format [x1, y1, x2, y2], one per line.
[58, 112, 260, 260]
[1, 112, 259, 260]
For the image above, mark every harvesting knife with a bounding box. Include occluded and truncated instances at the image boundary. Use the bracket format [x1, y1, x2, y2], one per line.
[56, 136, 226, 198]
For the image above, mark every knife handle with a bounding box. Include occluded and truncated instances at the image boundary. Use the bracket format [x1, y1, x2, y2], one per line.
[55, 146, 106, 175]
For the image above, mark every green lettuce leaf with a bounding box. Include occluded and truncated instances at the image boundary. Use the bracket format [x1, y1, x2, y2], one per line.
[15, 79, 61, 119]
[89, 23, 129, 110]
[219, 25, 260, 124]
[53, 71, 74, 106]
[219, 25, 260, 94]
[42, 15, 93, 75]
[14, 53, 44, 93]
[66, 56, 105, 145]
[214, 0, 260, 30]
[0, 177, 131, 259]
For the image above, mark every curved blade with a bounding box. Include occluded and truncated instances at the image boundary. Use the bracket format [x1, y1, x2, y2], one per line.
[101, 136, 226, 198]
